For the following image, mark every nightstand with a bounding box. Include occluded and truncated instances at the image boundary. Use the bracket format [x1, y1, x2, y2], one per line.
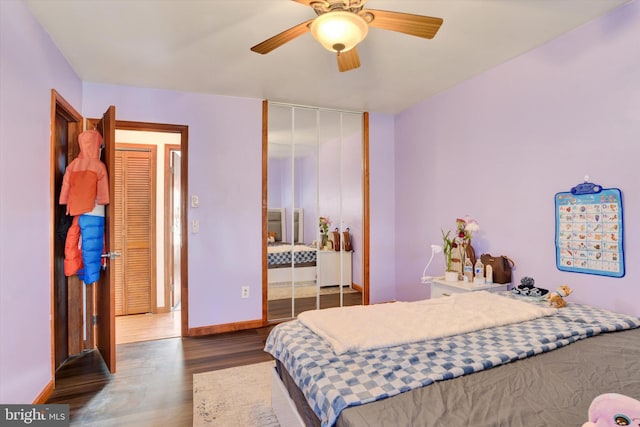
[317, 250, 352, 288]
[430, 277, 509, 298]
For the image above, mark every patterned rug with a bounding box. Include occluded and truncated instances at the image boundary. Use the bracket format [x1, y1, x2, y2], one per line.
[193, 361, 280, 427]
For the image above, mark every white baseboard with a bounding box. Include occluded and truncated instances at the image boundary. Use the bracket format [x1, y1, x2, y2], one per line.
[270, 367, 305, 427]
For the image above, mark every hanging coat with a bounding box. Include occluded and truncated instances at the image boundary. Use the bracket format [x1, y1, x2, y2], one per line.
[76, 214, 105, 284]
[59, 129, 109, 215]
[64, 216, 83, 276]
[60, 129, 109, 283]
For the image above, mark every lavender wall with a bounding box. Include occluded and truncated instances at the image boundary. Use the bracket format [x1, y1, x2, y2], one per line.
[82, 83, 264, 328]
[299, 155, 319, 244]
[0, 0, 83, 403]
[369, 113, 397, 303]
[394, 1, 640, 317]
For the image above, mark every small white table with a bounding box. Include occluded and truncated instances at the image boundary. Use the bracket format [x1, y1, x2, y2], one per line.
[430, 277, 509, 298]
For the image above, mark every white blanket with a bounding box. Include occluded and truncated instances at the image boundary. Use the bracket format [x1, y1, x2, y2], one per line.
[297, 291, 557, 355]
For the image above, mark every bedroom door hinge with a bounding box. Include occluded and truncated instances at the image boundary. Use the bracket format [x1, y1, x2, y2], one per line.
[92, 315, 98, 326]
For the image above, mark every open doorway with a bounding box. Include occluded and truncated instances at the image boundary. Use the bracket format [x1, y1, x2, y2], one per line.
[113, 125, 186, 345]
[51, 92, 189, 376]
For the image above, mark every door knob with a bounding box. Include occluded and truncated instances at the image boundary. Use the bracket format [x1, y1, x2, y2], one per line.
[101, 252, 122, 259]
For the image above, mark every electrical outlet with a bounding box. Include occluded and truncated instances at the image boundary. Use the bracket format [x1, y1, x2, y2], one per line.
[191, 219, 199, 234]
[191, 195, 199, 208]
[241, 286, 249, 299]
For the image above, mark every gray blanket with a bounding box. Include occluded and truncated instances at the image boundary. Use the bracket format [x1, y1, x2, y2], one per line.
[336, 328, 640, 427]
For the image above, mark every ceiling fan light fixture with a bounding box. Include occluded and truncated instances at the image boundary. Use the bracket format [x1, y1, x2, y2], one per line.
[310, 11, 368, 53]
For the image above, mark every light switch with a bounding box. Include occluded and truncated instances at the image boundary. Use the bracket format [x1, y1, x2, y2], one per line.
[191, 219, 199, 234]
[191, 195, 199, 208]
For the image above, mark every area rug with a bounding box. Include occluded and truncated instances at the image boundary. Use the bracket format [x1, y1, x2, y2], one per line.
[193, 361, 280, 427]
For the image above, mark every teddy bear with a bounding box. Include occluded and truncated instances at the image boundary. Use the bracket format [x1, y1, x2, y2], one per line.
[547, 285, 572, 308]
[582, 393, 640, 426]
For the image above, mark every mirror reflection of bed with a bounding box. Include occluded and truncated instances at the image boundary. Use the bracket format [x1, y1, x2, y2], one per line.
[267, 208, 361, 320]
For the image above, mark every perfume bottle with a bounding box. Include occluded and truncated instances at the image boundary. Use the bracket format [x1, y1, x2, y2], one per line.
[463, 257, 473, 282]
[474, 259, 485, 285]
[485, 264, 494, 284]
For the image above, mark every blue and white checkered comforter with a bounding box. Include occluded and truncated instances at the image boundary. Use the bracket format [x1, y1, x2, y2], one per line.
[267, 244, 317, 267]
[264, 297, 640, 427]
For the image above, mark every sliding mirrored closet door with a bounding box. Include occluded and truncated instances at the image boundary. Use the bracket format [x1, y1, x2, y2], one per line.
[265, 102, 368, 322]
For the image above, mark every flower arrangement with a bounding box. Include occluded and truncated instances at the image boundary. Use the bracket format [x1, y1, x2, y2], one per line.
[319, 216, 331, 247]
[441, 216, 479, 272]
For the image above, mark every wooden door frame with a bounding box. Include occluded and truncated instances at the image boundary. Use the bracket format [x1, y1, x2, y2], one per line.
[164, 144, 182, 312]
[49, 90, 82, 388]
[115, 121, 189, 336]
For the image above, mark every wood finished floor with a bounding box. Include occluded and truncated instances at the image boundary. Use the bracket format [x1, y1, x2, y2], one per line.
[49, 293, 362, 426]
[268, 291, 363, 320]
[47, 328, 274, 426]
[116, 310, 181, 344]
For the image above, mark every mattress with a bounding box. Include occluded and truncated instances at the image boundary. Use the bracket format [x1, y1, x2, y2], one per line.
[276, 327, 640, 427]
[266, 296, 640, 427]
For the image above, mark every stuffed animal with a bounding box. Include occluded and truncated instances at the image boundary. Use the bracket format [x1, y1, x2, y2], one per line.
[582, 393, 640, 426]
[547, 285, 572, 308]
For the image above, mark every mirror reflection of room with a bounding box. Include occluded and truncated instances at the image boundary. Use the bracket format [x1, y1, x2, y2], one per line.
[266, 103, 364, 321]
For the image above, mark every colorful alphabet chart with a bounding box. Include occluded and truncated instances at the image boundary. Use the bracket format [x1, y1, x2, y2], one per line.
[555, 182, 624, 277]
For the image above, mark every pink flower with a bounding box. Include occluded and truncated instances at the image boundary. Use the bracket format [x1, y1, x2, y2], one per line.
[319, 216, 331, 235]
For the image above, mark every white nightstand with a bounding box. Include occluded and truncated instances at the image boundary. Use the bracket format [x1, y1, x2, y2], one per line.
[430, 277, 509, 298]
[317, 250, 352, 288]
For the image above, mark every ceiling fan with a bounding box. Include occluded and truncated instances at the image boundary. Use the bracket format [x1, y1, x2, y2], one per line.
[250, 0, 443, 72]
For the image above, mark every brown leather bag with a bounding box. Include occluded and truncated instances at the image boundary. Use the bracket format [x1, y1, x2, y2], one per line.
[342, 228, 352, 252]
[331, 229, 341, 252]
[480, 254, 515, 284]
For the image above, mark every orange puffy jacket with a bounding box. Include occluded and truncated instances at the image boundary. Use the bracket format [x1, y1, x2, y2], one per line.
[59, 130, 109, 215]
[64, 216, 83, 276]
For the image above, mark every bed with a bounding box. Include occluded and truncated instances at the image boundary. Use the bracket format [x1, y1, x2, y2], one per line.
[265, 291, 640, 426]
[267, 208, 318, 285]
[268, 243, 318, 284]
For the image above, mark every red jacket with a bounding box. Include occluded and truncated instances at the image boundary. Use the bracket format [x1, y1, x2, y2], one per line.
[64, 216, 83, 276]
[59, 130, 109, 215]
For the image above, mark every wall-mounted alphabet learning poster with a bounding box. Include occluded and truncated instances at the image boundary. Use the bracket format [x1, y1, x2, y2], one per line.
[555, 181, 624, 278]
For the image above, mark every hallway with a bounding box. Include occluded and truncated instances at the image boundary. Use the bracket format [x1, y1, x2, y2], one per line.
[115, 311, 181, 344]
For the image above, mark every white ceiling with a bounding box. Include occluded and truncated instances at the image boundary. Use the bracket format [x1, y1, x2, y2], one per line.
[26, 0, 629, 115]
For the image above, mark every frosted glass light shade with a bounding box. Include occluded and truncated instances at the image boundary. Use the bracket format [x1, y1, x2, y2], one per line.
[310, 11, 368, 53]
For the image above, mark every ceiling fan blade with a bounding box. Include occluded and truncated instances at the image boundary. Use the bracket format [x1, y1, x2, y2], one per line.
[365, 9, 443, 39]
[337, 47, 361, 72]
[250, 19, 314, 54]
